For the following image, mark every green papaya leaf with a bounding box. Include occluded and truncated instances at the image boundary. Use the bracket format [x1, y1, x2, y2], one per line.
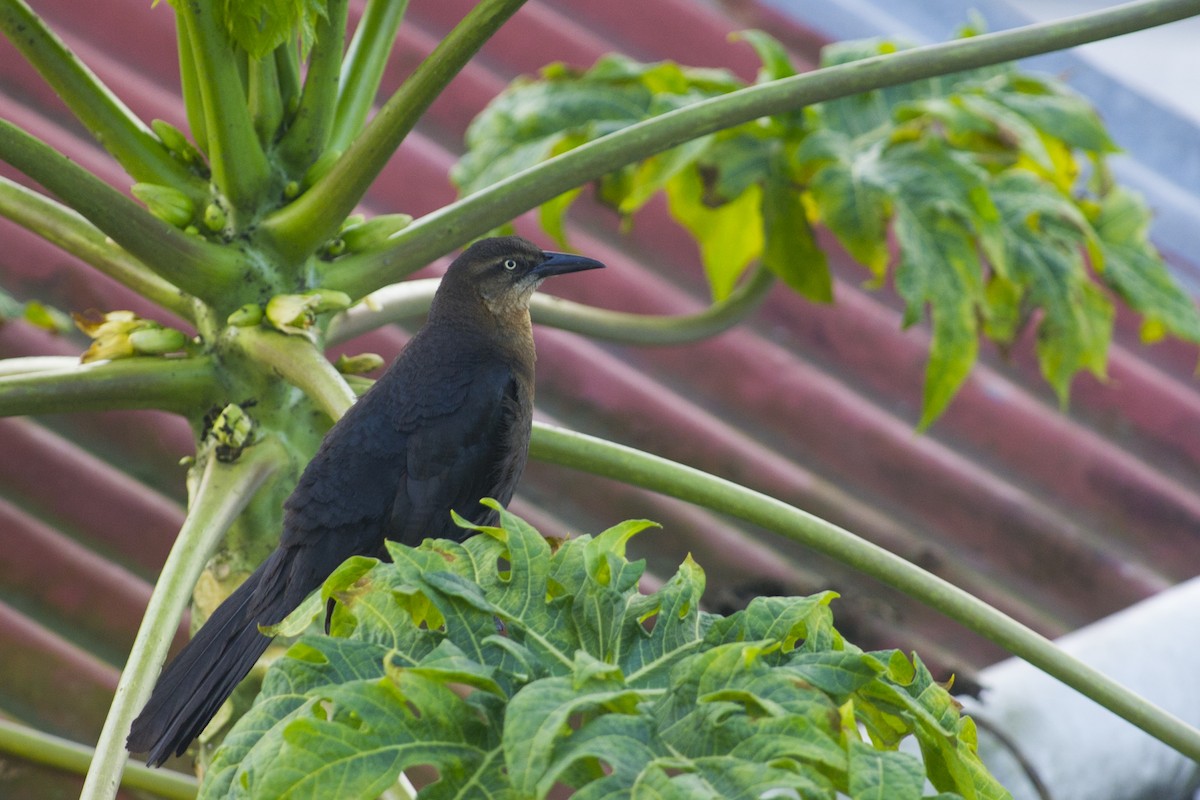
[218, 0, 327, 59]
[763, 155, 832, 302]
[894, 206, 981, 429]
[732, 29, 798, 83]
[989, 74, 1118, 154]
[455, 26, 1196, 428]
[992, 171, 1113, 403]
[796, 132, 892, 279]
[202, 509, 1008, 799]
[848, 741, 925, 800]
[1090, 188, 1200, 344]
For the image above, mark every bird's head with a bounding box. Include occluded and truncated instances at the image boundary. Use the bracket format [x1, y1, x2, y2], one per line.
[437, 236, 605, 319]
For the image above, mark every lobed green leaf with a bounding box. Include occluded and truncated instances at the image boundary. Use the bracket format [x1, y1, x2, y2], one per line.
[452, 27, 1197, 425]
[202, 508, 1009, 799]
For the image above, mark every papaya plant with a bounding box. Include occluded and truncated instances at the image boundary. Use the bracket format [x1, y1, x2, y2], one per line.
[1, 0, 1200, 797]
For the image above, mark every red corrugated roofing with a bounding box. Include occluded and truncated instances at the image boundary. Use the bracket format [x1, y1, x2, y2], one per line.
[1, 0, 1197, 786]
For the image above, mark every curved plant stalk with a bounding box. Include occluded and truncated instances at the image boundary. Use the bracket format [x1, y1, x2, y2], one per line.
[528, 422, 1200, 762]
[176, 18, 208, 155]
[174, 0, 269, 212]
[0, 718, 197, 800]
[229, 326, 356, 420]
[0, 356, 216, 417]
[276, 0, 349, 172]
[0, 0, 205, 201]
[273, 41, 302, 126]
[247, 54, 283, 148]
[261, 0, 529, 261]
[81, 441, 284, 800]
[531, 264, 775, 344]
[329, 0, 413, 153]
[0, 177, 193, 320]
[326, 265, 776, 346]
[322, 0, 1200, 300]
[0, 121, 241, 300]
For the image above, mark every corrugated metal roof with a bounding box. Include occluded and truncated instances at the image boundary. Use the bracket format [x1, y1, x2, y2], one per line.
[1, 0, 1197, 789]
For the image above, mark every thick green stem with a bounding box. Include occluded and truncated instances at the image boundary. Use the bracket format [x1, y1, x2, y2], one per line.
[323, 0, 1200, 299]
[0, 718, 197, 800]
[328, 0, 412, 153]
[528, 423, 1200, 761]
[175, 0, 270, 212]
[276, 0, 349, 173]
[0, 0, 205, 201]
[325, 265, 776, 346]
[0, 356, 216, 417]
[261, 0, 528, 261]
[0, 121, 241, 300]
[229, 326, 356, 421]
[81, 443, 283, 800]
[0, 177, 193, 320]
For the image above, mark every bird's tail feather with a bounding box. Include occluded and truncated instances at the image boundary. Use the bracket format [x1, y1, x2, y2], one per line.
[126, 549, 300, 766]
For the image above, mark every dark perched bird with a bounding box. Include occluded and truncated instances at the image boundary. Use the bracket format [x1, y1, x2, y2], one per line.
[126, 236, 603, 766]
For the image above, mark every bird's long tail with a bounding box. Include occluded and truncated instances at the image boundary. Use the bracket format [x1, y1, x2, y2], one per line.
[126, 548, 307, 766]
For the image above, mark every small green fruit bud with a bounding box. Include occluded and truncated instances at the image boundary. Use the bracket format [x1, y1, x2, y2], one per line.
[302, 149, 342, 189]
[226, 303, 264, 327]
[340, 213, 414, 253]
[203, 202, 227, 232]
[131, 183, 195, 228]
[334, 352, 385, 375]
[151, 119, 204, 165]
[306, 288, 352, 314]
[324, 237, 346, 258]
[22, 301, 72, 334]
[129, 326, 188, 355]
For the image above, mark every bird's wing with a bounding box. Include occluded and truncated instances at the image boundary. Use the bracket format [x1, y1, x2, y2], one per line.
[388, 356, 527, 545]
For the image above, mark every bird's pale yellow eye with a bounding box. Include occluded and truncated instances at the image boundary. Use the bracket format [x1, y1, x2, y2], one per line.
[503, 259, 518, 271]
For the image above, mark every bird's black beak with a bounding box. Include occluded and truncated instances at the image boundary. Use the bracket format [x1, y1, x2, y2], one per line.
[531, 250, 606, 279]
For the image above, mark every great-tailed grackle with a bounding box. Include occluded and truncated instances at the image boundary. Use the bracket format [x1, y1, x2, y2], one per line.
[126, 236, 603, 766]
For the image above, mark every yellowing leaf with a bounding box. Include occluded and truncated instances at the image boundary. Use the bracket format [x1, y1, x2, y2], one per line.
[665, 169, 763, 301]
[537, 188, 581, 249]
[798, 136, 892, 279]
